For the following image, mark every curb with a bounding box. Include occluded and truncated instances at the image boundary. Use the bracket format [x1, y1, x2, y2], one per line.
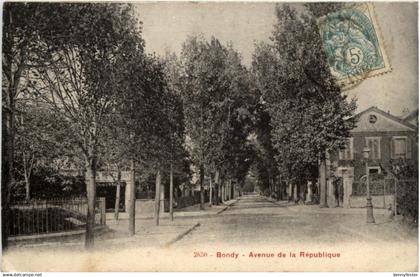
[164, 222, 201, 247]
[8, 225, 109, 247]
[216, 198, 239, 214]
[264, 197, 288, 207]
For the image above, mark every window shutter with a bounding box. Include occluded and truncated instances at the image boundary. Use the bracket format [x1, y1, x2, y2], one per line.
[390, 137, 395, 159]
[368, 139, 372, 159]
[406, 137, 412, 159]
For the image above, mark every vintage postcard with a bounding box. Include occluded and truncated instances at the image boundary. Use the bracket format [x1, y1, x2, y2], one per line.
[1, 1, 418, 273]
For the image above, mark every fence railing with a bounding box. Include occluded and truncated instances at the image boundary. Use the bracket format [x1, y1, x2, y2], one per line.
[352, 178, 395, 196]
[136, 191, 155, 200]
[9, 197, 106, 237]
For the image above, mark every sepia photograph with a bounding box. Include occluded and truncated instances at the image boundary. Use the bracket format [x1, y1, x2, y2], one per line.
[1, 1, 418, 273]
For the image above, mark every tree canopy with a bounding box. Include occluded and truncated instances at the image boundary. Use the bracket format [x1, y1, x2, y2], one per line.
[252, 4, 356, 185]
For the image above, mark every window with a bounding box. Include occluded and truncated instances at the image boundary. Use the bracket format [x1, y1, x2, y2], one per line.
[365, 137, 381, 159]
[392, 136, 411, 159]
[368, 166, 381, 175]
[339, 138, 354, 160]
[368, 114, 377, 124]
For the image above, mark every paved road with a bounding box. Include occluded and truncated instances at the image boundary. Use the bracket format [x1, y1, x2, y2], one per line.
[4, 194, 418, 271]
[174, 194, 417, 248]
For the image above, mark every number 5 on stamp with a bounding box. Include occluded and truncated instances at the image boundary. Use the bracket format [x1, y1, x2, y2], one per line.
[318, 3, 391, 89]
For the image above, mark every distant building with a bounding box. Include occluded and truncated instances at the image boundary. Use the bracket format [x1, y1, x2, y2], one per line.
[402, 109, 418, 127]
[325, 106, 417, 208]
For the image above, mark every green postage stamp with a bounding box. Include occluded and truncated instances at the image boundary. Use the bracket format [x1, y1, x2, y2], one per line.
[318, 3, 391, 89]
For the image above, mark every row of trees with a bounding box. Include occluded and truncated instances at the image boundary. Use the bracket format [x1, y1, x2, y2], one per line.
[2, 3, 189, 249]
[2, 3, 257, 250]
[250, 4, 356, 200]
[3, 2, 357, 250]
[178, 36, 256, 208]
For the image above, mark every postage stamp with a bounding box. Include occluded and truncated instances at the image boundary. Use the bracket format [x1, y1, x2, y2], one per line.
[318, 3, 391, 89]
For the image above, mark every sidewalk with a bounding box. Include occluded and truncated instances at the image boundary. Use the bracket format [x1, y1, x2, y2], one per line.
[106, 198, 238, 221]
[10, 198, 238, 250]
[264, 197, 417, 244]
[265, 197, 390, 215]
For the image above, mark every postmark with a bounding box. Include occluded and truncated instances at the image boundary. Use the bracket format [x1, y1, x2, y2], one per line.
[318, 3, 391, 90]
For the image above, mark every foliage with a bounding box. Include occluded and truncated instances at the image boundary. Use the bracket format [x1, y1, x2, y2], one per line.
[13, 2, 147, 247]
[252, 4, 357, 185]
[249, 101, 278, 192]
[11, 166, 85, 201]
[389, 159, 418, 222]
[179, 36, 255, 184]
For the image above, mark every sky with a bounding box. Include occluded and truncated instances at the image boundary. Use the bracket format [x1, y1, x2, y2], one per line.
[135, 2, 418, 116]
[135, 2, 277, 66]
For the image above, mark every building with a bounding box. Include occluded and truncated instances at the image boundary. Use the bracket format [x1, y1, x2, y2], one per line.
[324, 106, 417, 208]
[403, 109, 418, 127]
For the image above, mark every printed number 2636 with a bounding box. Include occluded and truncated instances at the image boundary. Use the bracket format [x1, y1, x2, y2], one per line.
[194, 251, 208, 257]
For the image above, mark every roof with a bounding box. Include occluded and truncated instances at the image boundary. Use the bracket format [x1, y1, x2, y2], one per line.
[403, 109, 418, 121]
[351, 106, 417, 133]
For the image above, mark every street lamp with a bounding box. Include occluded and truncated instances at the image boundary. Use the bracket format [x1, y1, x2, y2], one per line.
[362, 146, 375, 223]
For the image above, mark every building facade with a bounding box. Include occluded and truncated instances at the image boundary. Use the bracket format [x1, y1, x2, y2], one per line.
[325, 106, 417, 208]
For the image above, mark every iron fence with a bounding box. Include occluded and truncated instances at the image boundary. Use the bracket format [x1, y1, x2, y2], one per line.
[136, 191, 155, 199]
[352, 178, 395, 196]
[9, 197, 106, 237]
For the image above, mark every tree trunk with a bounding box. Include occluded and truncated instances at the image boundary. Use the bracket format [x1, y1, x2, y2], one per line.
[128, 160, 135, 235]
[199, 163, 204, 210]
[226, 178, 229, 200]
[215, 169, 220, 205]
[209, 174, 213, 207]
[22, 151, 33, 201]
[3, 8, 17, 251]
[319, 156, 328, 207]
[160, 183, 165, 216]
[2, 106, 14, 250]
[220, 182, 223, 202]
[293, 183, 298, 202]
[228, 179, 231, 200]
[239, 180, 245, 197]
[169, 163, 174, 221]
[85, 156, 97, 249]
[174, 187, 179, 209]
[154, 167, 161, 226]
[220, 174, 225, 202]
[24, 169, 30, 201]
[276, 176, 281, 201]
[114, 170, 121, 221]
[231, 180, 234, 199]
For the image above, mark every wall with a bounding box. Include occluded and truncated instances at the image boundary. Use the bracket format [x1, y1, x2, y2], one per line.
[135, 199, 156, 217]
[349, 194, 395, 209]
[333, 131, 416, 180]
[351, 131, 416, 180]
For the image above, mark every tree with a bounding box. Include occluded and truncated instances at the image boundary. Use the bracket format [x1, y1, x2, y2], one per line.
[2, 2, 66, 250]
[252, 4, 357, 202]
[162, 53, 188, 220]
[99, 124, 130, 221]
[180, 36, 256, 206]
[388, 158, 418, 221]
[14, 102, 74, 201]
[179, 36, 224, 209]
[249, 101, 279, 197]
[212, 45, 256, 201]
[113, 52, 187, 226]
[25, 3, 144, 248]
